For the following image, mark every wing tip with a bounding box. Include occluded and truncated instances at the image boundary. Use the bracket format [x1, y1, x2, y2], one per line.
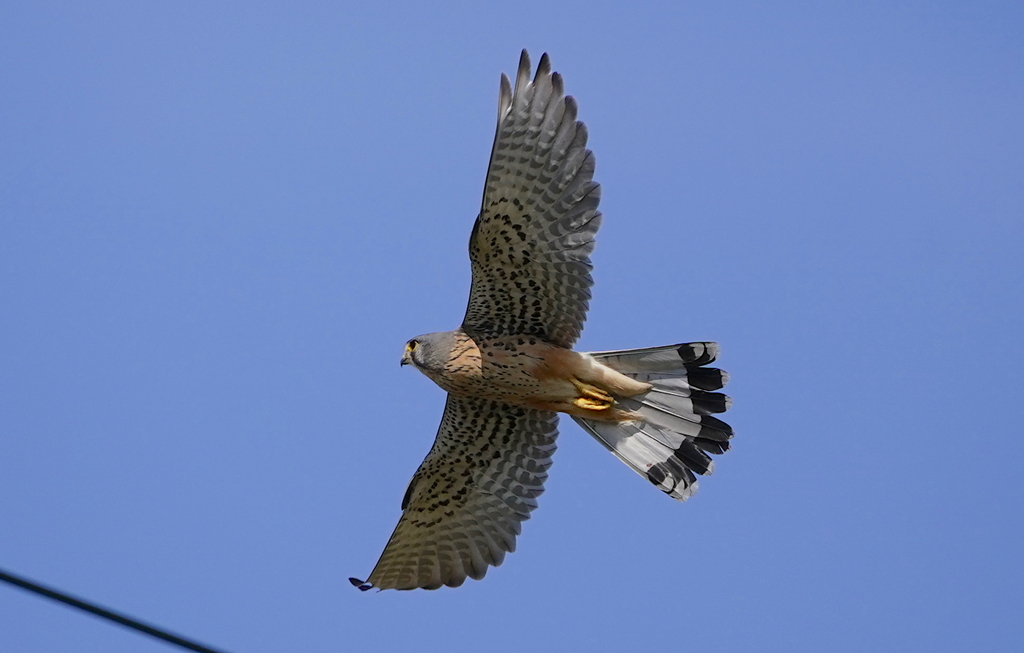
[551, 71, 564, 96]
[349, 577, 374, 592]
[516, 49, 531, 93]
[498, 73, 512, 118]
[535, 52, 551, 81]
[563, 95, 579, 121]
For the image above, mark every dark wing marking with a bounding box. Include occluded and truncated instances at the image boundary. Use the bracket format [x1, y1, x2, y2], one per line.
[462, 50, 601, 349]
[352, 395, 558, 590]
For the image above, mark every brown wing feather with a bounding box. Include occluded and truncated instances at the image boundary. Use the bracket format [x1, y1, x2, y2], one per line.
[353, 395, 558, 590]
[462, 50, 601, 349]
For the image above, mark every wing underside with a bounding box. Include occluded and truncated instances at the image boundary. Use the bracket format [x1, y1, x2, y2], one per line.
[462, 50, 601, 349]
[352, 395, 558, 590]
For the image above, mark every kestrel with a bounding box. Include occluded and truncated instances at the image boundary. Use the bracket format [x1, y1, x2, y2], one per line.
[351, 51, 733, 591]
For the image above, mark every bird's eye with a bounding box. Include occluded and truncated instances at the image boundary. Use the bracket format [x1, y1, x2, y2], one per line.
[407, 340, 418, 351]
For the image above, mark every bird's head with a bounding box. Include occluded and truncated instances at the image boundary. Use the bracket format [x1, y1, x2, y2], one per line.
[401, 332, 452, 374]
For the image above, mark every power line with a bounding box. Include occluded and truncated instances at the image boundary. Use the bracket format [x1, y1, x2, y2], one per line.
[0, 566, 232, 653]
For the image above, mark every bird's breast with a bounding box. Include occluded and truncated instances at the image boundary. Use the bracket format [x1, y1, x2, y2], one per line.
[422, 333, 596, 408]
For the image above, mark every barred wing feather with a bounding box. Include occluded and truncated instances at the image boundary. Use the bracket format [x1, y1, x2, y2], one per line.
[462, 50, 601, 349]
[351, 396, 558, 591]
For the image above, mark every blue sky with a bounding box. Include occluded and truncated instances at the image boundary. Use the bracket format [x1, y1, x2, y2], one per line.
[2, 1, 1022, 651]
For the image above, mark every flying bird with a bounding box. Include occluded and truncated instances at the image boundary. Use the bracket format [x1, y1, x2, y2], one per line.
[351, 51, 733, 591]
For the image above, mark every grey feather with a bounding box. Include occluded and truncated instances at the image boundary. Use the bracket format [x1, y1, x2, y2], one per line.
[464, 50, 600, 348]
[359, 396, 558, 590]
[572, 343, 733, 501]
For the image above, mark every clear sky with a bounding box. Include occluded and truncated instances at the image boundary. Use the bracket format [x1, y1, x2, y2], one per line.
[2, 2, 1022, 651]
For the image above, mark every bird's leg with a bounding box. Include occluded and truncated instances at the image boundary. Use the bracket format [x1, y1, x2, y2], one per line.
[571, 377, 614, 411]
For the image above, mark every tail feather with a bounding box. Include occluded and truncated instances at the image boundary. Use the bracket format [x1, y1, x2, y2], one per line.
[586, 342, 719, 374]
[572, 342, 733, 502]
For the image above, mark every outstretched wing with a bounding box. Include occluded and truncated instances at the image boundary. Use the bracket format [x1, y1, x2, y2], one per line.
[351, 396, 558, 591]
[462, 50, 601, 349]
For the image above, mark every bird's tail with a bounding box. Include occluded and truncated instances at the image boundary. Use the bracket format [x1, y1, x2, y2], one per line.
[572, 342, 733, 501]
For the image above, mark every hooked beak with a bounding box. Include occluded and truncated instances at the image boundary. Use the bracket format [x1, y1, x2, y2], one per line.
[400, 350, 412, 367]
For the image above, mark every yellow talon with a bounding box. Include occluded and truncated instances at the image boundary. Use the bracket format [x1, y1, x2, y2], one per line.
[571, 378, 614, 410]
[573, 396, 611, 411]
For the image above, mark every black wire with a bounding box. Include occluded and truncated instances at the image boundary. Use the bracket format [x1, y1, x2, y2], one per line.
[0, 566, 232, 653]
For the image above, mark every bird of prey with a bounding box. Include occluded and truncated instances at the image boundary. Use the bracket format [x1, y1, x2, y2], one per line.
[351, 51, 733, 591]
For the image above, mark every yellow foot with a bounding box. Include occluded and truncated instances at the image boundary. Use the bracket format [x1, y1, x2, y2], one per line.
[571, 378, 614, 411]
[573, 396, 613, 411]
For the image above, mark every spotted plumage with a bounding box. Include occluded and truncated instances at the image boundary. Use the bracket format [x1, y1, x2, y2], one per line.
[351, 51, 733, 592]
[351, 395, 557, 591]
